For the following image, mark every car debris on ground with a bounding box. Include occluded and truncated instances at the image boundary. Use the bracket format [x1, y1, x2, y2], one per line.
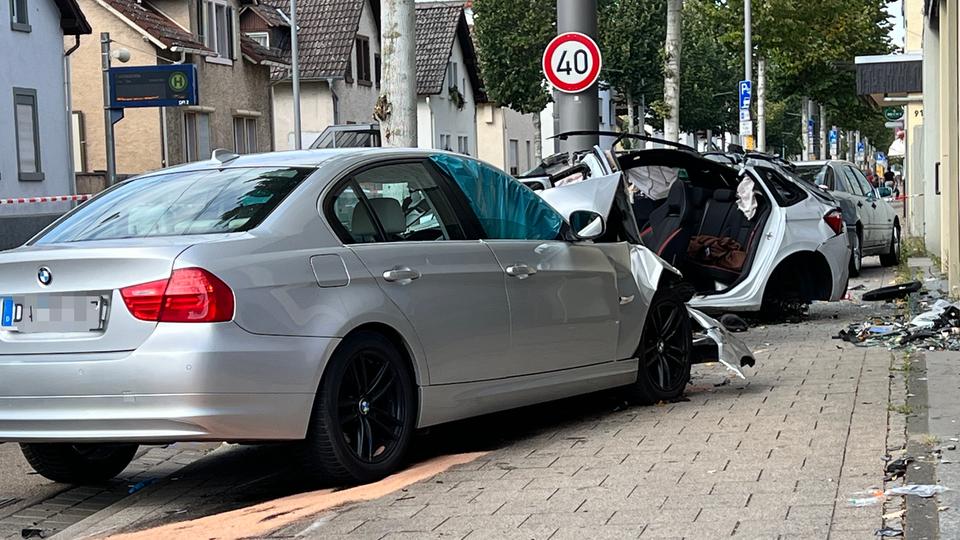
[835, 283, 960, 351]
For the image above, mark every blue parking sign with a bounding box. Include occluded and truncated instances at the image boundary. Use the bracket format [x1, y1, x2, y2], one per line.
[738, 80, 752, 109]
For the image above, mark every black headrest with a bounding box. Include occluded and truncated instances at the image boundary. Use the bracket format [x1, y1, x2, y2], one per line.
[665, 180, 689, 214]
[712, 189, 735, 203]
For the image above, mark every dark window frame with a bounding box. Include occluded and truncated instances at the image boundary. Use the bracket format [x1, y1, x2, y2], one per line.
[322, 158, 485, 244]
[233, 116, 258, 154]
[355, 35, 372, 86]
[374, 53, 382, 88]
[13, 87, 43, 181]
[184, 111, 211, 162]
[10, 0, 30, 32]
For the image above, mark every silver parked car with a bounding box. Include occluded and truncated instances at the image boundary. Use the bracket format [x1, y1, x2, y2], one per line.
[793, 160, 901, 276]
[0, 148, 753, 484]
[521, 133, 851, 315]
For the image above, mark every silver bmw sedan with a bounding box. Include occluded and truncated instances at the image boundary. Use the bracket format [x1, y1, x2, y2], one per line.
[0, 148, 752, 484]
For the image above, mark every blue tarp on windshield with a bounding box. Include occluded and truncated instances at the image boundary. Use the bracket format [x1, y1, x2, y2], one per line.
[430, 154, 563, 240]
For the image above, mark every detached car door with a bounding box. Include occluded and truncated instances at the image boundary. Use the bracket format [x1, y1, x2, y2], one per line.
[428, 154, 621, 376]
[326, 159, 511, 385]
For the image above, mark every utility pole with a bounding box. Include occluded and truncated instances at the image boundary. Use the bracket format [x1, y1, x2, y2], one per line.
[378, 0, 417, 147]
[801, 98, 809, 159]
[663, 0, 682, 143]
[556, 0, 600, 152]
[290, 0, 302, 149]
[757, 57, 765, 152]
[740, 0, 751, 148]
[100, 32, 118, 186]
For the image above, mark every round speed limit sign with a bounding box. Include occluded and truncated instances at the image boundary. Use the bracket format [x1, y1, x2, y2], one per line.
[542, 32, 602, 93]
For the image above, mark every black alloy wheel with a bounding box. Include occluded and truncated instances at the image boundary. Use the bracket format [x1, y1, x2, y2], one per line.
[301, 331, 415, 484]
[631, 287, 693, 404]
[338, 351, 406, 463]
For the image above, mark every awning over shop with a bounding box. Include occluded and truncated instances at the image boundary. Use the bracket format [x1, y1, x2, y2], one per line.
[855, 53, 923, 107]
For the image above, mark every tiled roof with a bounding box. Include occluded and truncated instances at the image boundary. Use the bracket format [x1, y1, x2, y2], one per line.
[245, 3, 289, 28]
[263, 0, 376, 80]
[99, 0, 211, 53]
[240, 33, 289, 66]
[415, 2, 485, 101]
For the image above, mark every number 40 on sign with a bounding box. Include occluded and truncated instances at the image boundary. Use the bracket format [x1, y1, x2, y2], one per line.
[543, 32, 603, 94]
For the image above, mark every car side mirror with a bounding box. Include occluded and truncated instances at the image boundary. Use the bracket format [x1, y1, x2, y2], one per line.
[877, 187, 892, 198]
[569, 210, 605, 241]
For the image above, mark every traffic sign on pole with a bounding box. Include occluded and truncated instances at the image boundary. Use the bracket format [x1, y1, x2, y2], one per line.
[543, 32, 602, 94]
[738, 80, 752, 110]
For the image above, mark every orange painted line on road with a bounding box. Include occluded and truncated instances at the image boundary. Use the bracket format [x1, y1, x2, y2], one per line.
[103, 452, 487, 540]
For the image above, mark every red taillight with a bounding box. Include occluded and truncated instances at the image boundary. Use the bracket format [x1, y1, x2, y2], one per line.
[824, 209, 844, 236]
[120, 268, 234, 323]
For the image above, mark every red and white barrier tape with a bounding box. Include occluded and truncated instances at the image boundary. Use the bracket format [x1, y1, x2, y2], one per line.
[0, 194, 92, 205]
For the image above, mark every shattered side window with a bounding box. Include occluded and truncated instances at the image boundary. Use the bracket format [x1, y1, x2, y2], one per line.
[430, 154, 564, 241]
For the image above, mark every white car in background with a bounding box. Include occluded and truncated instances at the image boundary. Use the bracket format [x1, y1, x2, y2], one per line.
[521, 132, 851, 316]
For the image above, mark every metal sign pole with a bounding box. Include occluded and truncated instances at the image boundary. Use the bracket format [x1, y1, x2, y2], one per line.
[555, 0, 599, 153]
[290, 0, 302, 150]
[100, 32, 117, 186]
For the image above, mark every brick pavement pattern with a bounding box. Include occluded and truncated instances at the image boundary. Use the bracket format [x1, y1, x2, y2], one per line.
[280, 275, 902, 539]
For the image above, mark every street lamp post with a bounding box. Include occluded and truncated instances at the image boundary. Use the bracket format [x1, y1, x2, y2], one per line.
[555, 0, 600, 153]
[290, 0, 302, 150]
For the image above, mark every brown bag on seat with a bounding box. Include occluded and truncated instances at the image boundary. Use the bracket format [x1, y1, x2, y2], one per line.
[687, 235, 747, 271]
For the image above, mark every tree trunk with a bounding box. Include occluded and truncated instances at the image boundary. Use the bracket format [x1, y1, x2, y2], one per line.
[532, 113, 543, 163]
[663, 0, 682, 143]
[378, 0, 417, 147]
[626, 94, 635, 135]
[757, 57, 766, 153]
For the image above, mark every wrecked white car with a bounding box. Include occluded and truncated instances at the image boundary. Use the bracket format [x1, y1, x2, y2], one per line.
[525, 132, 851, 316]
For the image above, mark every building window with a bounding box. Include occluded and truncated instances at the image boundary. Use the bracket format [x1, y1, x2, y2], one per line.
[233, 116, 258, 154]
[458, 135, 469, 155]
[247, 31, 269, 48]
[13, 88, 42, 181]
[374, 54, 381, 88]
[525, 140, 531, 170]
[71, 111, 86, 173]
[508, 139, 519, 175]
[184, 112, 211, 162]
[199, 0, 235, 61]
[447, 62, 457, 89]
[10, 0, 29, 31]
[355, 36, 371, 85]
[438, 133, 451, 151]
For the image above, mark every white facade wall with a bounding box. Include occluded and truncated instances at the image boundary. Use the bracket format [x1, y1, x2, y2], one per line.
[0, 0, 73, 216]
[477, 103, 537, 173]
[417, 36, 476, 155]
[271, 0, 381, 150]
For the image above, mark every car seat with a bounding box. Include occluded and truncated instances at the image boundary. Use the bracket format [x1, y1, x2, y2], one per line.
[641, 180, 694, 266]
[350, 198, 406, 242]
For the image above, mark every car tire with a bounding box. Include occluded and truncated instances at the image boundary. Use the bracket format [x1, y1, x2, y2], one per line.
[880, 225, 901, 267]
[849, 230, 863, 277]
[20, 443, 138, 484]
[300, 331, 416, 484]
[629, 285, 693, 405]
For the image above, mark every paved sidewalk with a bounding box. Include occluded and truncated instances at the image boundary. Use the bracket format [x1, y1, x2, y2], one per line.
[258, 266, 905, 539]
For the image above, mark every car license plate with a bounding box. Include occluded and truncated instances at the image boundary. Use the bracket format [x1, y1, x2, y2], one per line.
[0, 295, 107, 334]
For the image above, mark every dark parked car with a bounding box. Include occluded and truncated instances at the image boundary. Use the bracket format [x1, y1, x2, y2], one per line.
[795, 160, 900, 276]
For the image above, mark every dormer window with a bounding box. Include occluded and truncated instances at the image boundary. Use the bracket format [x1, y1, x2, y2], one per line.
[199, 0, 236, 62]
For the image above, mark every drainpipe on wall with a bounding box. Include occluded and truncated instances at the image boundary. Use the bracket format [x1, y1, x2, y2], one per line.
[64, 35, 81, 197]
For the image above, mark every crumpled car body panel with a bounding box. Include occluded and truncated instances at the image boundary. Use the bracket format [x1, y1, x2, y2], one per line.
[538, 174, 756, 378]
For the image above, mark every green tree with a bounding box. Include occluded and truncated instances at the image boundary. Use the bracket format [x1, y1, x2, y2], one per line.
[598, 0, 665, 133]
[472, 0, 556, 161]
[678, 0, 739, 135]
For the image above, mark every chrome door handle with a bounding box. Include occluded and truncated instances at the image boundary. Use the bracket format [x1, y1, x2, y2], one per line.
[382, 267, 421, 283]
[506, 264, 537, 279]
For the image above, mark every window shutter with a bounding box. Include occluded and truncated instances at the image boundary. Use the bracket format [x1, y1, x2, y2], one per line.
[229, 6, 239, 60]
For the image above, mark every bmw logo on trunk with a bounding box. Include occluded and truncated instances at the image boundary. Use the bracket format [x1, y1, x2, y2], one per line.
[37, 267, 52, 286]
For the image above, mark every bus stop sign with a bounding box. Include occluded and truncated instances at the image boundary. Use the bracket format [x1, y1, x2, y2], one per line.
[109, 64, 198, 109]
